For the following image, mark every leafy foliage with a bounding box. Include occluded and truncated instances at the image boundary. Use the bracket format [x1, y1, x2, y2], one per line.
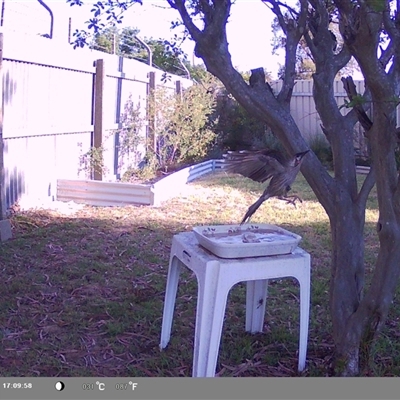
[113, 81, 218, 181]
[66, 0, 143, 48]
[78, 145, 108, 179]
[66, 0, 198, 79]
[78, 96, 145, 179]
[209, 69, 273, 152]
[148, 82, 217, 171]
[214, 91, 271, 151]
[92, 26, 194, 77]
[308, 134, 333, 168]
[339, 94, 367, 110]
[117, 96, 146, 172]
[92, 26, 140, 55]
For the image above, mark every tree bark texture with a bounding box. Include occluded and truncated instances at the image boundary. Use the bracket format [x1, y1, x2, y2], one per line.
[168, 0, 400, 375]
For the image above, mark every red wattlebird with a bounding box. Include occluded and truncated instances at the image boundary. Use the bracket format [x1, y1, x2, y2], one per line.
[223, 148, 309, 224]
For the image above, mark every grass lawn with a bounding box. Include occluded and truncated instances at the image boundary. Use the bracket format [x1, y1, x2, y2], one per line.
[1, 171, 400, 377]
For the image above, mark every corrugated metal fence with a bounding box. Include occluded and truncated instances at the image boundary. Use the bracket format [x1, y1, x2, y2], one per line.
[0, 31, 192, 210]
[270, 79, 368, 142]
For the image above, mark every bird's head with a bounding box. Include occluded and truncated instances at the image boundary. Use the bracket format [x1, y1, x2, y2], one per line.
[294, 150, 309, 166]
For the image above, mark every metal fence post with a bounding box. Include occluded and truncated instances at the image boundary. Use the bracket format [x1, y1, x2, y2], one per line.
[0, 32, 12, 241]
[93, 59, 105, 181]
[175, 80, 182, 96]
[147, 71, 156, 155]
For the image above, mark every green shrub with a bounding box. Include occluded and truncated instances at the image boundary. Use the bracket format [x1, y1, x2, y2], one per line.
[213, 91, 269, 151]
[309, 134, 333, 168]
[117, 96, 145, 171]
[78, 95, 145, 180]
[148, 83, 217, 170]
[121, 153, 159, 182]
[78, 144, 109, 179]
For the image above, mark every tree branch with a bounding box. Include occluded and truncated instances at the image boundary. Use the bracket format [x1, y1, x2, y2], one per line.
[262, 0, 300, 18]
[387, 55, 400, 97]
[263, 0, 289, 34]
[265, 0, 308, 108]
[310, 0, 329, 26]
[333, 44, 352, 73]
[382, 7, 400, 47]
[382, 10, 400, 90]
[205, 0, 231, 35]
[357, 166, 375, 210]
[167, 0, 202, 41]
[303, 29, 318, 58]
[305, 1, 361, 197]
[342, 85, 372, 130]
[199, 0, 213, 16]
[307, 0, 342, 66]
[379, 40, 394, 69]
[341, 76, 373, 133]
[334, 0, 356, 15]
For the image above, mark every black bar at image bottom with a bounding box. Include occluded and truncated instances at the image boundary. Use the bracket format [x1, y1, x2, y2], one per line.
[1, 377, 400, 400]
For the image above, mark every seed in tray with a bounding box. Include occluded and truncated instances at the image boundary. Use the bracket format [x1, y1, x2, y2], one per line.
[242, 232, 261, 243]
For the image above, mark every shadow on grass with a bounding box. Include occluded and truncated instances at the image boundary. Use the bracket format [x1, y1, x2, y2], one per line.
[0, 171, 394, 378]
[0, 212, 328, 377]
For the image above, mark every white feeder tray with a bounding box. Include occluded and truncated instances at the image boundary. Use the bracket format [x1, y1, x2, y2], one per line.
[192, 223, 302, 259]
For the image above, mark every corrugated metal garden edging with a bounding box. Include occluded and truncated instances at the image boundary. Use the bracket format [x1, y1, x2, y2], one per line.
[57, 159, 224, 207]
[356, 166, 370, 175]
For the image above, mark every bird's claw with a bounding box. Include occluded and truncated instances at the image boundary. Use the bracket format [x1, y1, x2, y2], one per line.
[279, 196, 303, 207]
[286, 200, 297, 207]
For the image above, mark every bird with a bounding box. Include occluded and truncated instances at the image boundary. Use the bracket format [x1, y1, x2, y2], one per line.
[222, 148, 309, 224]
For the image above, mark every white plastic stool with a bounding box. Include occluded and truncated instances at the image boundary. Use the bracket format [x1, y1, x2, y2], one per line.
[159, 232, 311, 377]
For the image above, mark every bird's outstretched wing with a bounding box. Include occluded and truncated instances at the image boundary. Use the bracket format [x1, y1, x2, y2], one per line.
[222, 149, 286, 183]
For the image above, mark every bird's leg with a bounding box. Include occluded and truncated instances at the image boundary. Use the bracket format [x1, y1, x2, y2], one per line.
[240, 195, 269, 225]
[240, 203, 257, 225]
[241, 215, 251, 225]
[287, 195, 303, 203]
[277, 195, 303, 207]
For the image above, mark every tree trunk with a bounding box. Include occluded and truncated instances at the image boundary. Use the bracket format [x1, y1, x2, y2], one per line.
[334, 230, 400, 376]
[329, 203, 366, 375]
[169, 0, 400, 376]
[333, 112, 400, 375]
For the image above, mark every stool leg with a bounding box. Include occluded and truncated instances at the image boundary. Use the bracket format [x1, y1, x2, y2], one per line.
[245, 280, 268, 333]
[160, 255, 182, 350]
[297, 257, 311, 371]
[192, 261, 230, 377]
